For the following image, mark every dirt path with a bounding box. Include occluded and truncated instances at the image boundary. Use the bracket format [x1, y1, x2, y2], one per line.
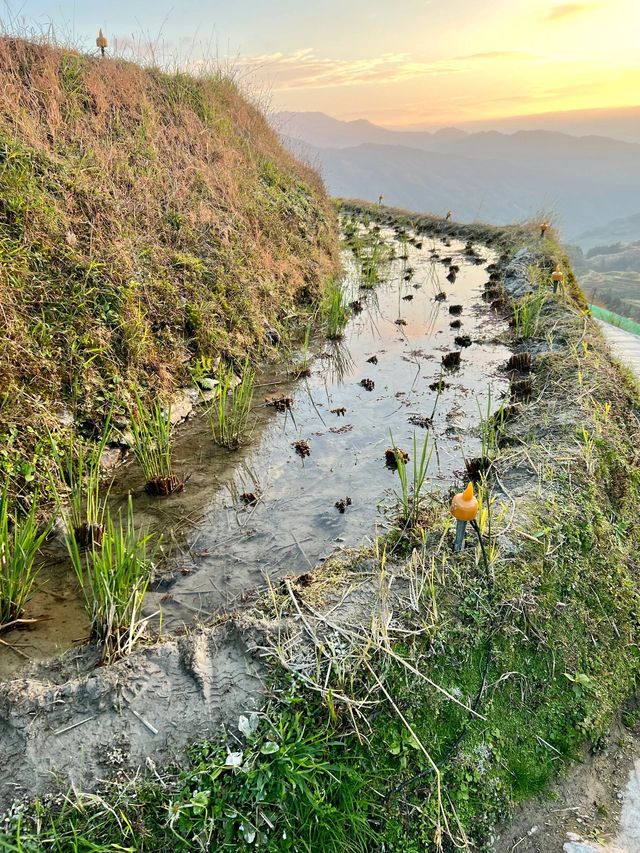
[596, 319, 640, 379]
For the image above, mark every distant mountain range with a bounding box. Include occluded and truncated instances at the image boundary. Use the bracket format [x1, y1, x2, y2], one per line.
[576, 213, 640, 250]
[449, 104, 640, 145]
[273, 111, 640, 248]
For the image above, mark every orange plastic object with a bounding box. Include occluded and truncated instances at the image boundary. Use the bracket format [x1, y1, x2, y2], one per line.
[451, 483, 479, 522]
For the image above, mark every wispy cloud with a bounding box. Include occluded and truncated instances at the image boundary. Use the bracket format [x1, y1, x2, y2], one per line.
[234, 49, 456, 90]
[456, 51, 538, 61]
[543, 3, 597, 22]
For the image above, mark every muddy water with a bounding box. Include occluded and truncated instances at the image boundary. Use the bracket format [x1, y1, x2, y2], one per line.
[0, 232, 511, 677]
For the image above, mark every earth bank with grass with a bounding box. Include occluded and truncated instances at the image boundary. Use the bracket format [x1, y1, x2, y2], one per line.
[0, 37, 338, 501]
[2, 194, 640, 850]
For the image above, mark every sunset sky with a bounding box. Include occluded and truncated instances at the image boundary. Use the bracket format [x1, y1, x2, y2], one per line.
[4, 0, 640, 127]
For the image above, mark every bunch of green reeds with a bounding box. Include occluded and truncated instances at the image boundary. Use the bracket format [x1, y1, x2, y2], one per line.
[0, 487, 49, 627]
[207, 360, 255, 450]
[322, 279, 350, 340]
[512, 287, 546, 339]
[129, 394, 181, 495]
[66, 496, 156, 661]
[360, 233, 393, 288]
[49, 416, 112, 546]
[294, 324, 313, 378]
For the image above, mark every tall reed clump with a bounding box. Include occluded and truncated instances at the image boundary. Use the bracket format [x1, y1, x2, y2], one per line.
[207, 360, 255, 450]
[0, 488, 49, 627]
[129, 395, 183, 496]
[66, 496, 156, 661]
[49, 417, 112, 547]
[392, 432, 433, 526]
[322, 279, 350, 340]
[512, 286, 546, 339]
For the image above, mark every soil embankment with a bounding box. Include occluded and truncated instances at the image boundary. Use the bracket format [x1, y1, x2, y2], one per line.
[0, 37, 337, 497]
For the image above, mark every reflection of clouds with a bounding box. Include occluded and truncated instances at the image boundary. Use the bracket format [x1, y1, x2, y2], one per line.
[234, 48, 458, 91]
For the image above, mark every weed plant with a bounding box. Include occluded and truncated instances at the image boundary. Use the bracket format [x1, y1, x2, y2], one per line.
[512, 286, 546, 338]
[295, 324, 313, 377]
[360, 235, 393, 288]
[48, 416, 112, 546]
[392, 432, 433, 526]
[476, 388, 505, 462]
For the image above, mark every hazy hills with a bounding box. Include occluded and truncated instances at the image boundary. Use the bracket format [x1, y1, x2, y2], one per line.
[454, 104, 640, 145]
[577, 213, 640, 250]
[274, 111, 640, 247]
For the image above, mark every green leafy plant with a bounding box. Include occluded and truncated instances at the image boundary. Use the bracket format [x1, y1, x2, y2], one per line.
[0, 486, 49, 627]
[66, 496, 156, 661]
[170, 708, 378, 852]
[207, 360, 255, 450]
[129, 394, 182, 496]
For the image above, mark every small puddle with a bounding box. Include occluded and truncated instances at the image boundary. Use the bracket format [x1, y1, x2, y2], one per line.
[0, 230, 511, 679]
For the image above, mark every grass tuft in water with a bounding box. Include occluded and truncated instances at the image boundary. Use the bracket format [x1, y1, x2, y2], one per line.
[48, 416, 112, 547]
[207, 360, 255, 450]
[129, 394, 181, 495]
[392, 431, 433, 526]
[294, 323, 314, 378]
[322, 278, 350, 340]
[66, 496, 156, 661]
[0, 487, 49, 626]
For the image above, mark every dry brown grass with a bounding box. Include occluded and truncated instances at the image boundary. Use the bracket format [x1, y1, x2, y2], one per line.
[0, 37, 338, 492]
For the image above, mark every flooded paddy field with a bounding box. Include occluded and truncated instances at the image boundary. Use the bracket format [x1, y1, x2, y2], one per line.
[0, 228, 511, 679]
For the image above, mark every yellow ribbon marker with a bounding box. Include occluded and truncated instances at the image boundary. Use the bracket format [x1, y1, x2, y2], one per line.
[451, 482, 479, 552]
[552, 264, 564, 293]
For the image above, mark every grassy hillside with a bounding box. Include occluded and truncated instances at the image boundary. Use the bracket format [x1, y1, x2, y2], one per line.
[0, 38, 338, 492]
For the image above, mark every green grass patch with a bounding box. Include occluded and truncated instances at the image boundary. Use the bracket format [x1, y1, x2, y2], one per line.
[321, 278, 350, 340]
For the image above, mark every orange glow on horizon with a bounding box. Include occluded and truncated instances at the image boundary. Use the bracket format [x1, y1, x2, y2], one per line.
[251, 0, 640, 128]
